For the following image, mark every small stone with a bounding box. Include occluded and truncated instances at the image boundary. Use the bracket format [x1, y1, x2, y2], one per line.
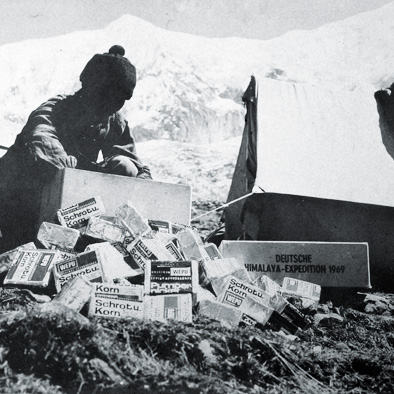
[314, 313, 344, 326]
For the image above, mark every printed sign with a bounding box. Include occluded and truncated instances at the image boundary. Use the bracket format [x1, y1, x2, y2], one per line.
[220, 241, 371, 288]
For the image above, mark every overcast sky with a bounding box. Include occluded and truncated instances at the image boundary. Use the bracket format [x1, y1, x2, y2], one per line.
[1, 0, 393, 46]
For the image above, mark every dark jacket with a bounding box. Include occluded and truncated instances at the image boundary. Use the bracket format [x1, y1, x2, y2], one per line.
[0, 94, 151, 252]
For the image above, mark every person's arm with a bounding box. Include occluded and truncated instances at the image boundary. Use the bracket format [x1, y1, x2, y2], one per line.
[21, 102, 78, 171]
[101, 114, 152, 179]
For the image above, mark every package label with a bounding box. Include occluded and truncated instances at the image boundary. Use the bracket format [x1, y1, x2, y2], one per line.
[149, 219, 171, 233]
[0, 242, 36, 275]
[127, 237, 174, 270]
[5, 249, 58, 287]
[217, 276, 273, 325]
[144, 294, 193, 323]
[165, 242, 184, 261]
[89, 283, 144, 319]
[57, 196, 105, 229]
[145, 261, 198, 294]
[204, 243, 223, 260]
[281, 277, 321, 301]
[217, 276, 271, 306]
[53, 250, 103, 292]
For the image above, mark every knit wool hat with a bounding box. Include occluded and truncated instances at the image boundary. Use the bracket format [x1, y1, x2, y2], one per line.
[80, 45, 136, 99]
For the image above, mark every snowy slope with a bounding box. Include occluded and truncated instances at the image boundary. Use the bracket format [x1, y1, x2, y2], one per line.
[1, 3, 394, 202]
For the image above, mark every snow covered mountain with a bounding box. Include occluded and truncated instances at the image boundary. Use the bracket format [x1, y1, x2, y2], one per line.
[1, 2, 394, 149]
[1, 3, 394, 202]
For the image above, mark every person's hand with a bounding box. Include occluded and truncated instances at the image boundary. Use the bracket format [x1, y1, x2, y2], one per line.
[65, 155, 78, 168]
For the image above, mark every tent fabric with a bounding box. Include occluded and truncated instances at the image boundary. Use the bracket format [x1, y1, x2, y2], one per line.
[254, 77, 394, 207]
[224, 76, 258, 239]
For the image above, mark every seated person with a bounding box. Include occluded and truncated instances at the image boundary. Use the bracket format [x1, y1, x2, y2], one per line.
[0, 45, 151, 252]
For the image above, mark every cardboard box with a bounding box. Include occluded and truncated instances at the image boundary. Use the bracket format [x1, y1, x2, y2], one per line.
[198, 299, 243, 327]
[217, 276, 271, 307]
[57, 196, 105, 230]
[126, 236, 175, 270]
[281, 277, 321, 302]
[37, 222, 80, 250]
[144, 293, 193, 323]
[53, 250, 103, 292]
[39, 169, 191, 231]
[115, 201, 151, 238]
[85, 217, 128, 243]
[89, 283, 144, 319]
[217, 276, 273, 325]
[144, 260, 198, 295]
[0, 242, 36, 275]
[85, 242, 142, 281]
[53, 277, 94, 312]
[4, 249, 59, 287]
[220, 241, 371, 288]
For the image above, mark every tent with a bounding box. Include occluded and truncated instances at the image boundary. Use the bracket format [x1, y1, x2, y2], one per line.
[225, 76, 394, 291]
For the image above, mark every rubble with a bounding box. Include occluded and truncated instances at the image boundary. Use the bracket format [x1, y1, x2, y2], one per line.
[0, 194, 322, 333]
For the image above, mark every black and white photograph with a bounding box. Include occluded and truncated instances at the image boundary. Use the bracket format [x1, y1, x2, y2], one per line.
[0, 1, 394, 393]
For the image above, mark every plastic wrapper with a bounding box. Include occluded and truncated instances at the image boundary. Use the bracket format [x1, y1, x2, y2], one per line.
[204, 243, 223, 260]
[281, 277, 321, 302]
[52, 276, 94, 312]
[0, 242, 36, 275]
[89, 283, 144, 319]
[198, 299, 243, 327]
[210, 269, 252, 297]
[110, 242, 143, 275]
[195, 284, 216, 304]
[217, 276, 273, 325]
[37, 222, 80, 250]
[253, 275, 287, 313]
[115, 201, 151, 237]
[144, 293, 193, 323]
[175, 228, 210, 262]
[144, 260, 198, 295]
[126, 236, 175, 270]
[53, 250, 104, 292]
[54, 248, 78, 261]
[200, 257, 250, 288]
[85, 216, 128, 243]
[86, 242, 142, 281]
[57, 196, 105, 230]
[4, 249, 60, 287]
[253, 275, 282, 297]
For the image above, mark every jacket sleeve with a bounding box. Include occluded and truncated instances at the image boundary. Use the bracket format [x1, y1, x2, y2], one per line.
[20, 102, 78, 171]
[101, 114, 152, 179]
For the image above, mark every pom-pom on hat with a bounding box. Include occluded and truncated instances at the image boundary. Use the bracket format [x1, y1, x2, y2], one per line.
[80, 45, 136, 99]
